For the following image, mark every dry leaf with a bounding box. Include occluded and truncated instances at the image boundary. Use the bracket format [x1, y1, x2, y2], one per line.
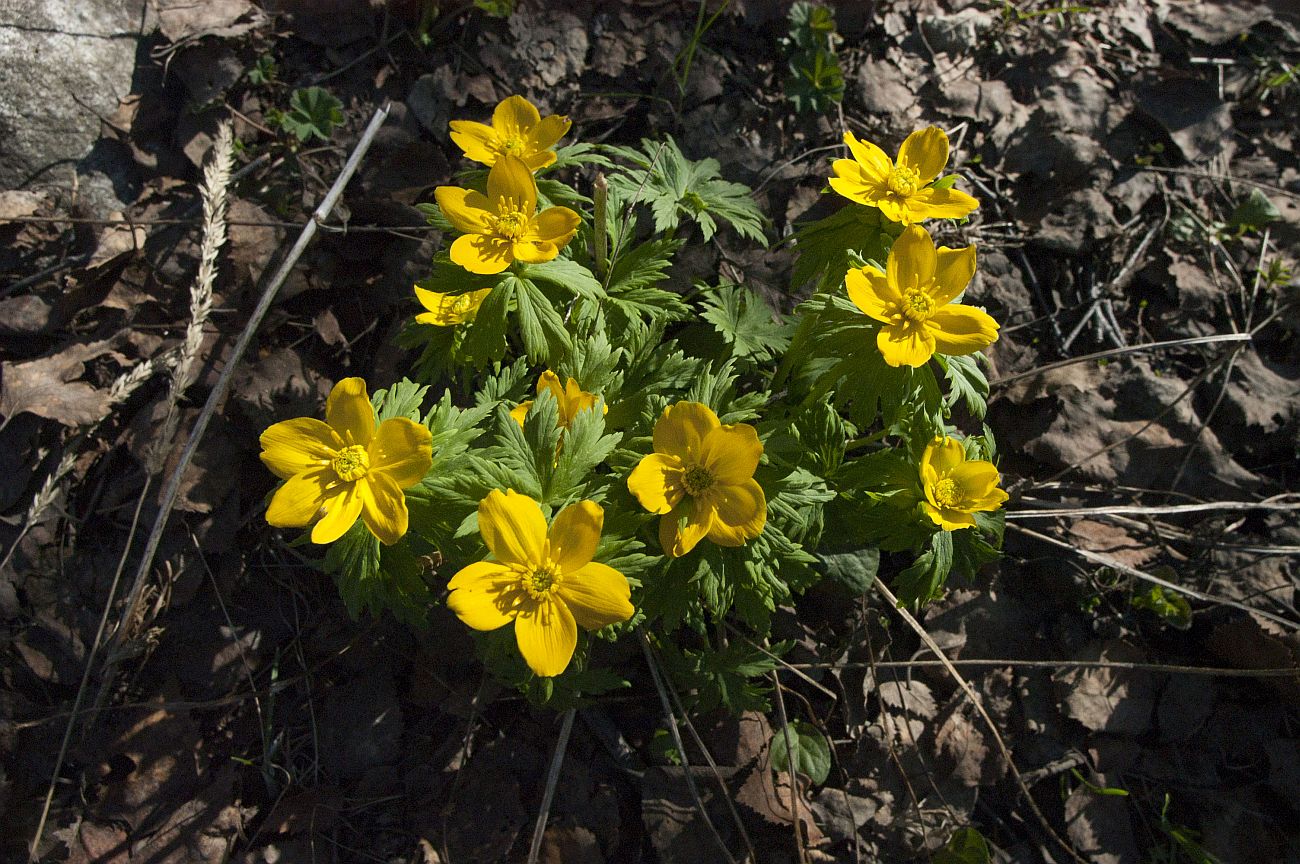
[150, 0, 266, 42]
[0, 339, 122, 427]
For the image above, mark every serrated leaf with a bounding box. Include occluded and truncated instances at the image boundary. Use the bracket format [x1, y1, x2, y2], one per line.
[279, 87, 343, 142]
[893, 528, 953, 608]
[939, 352, 989, 419]
[933, 828, 991, 864]
[1229, 188, 1280, 232]
[770, 720, 831, 785]
[699, 283, 793, 362]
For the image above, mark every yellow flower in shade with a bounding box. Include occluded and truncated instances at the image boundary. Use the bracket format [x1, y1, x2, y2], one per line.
[920, 438, 1008, 531]
[829, 126, 979, 225]
[435, 154, 581, 275]
[447, 490, 634, 677]
[627, 402, 766, 558]
[449, 94, 571, 172]
[260, 378, 433, 545]
[510, 370, 607, 428]
[414, 285, 492, 326]
[846, 224, 999, 368]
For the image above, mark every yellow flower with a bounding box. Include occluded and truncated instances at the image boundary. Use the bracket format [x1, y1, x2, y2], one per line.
[413, 285, 492, 326]
[846, 224, 999, 368]
[449, 94, 571, 172]
[920, 438, 1008, 531]
[447, 490, 634, 677]
[829, 126, 979, 225]
[435, 154, 581, 275]
[510, 370, 607, 428]
[260, 378, 433, 545]
[627, 402, 766, 558]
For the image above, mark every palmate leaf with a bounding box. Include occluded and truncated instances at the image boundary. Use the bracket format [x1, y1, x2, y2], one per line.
[325, 522, 433, 627]
[655, 639, 787, 713]
[937, 352, 990, 420]
[604, 238, 692, 330]
[791, 203, 899, 293]
[605, 135, 768, 245]
[699, 283, 794, 363]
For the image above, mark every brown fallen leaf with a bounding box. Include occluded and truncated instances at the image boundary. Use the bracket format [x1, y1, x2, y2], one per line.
[0, 338, 124, 427]
[150, 0, 266, 43]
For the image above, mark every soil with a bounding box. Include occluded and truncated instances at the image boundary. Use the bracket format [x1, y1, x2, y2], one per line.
[3, 1, 1300, 862]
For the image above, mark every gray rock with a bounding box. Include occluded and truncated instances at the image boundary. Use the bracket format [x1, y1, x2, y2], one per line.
[0, 0, 152, 207]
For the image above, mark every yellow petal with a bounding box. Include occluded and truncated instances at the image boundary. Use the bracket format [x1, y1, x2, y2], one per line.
[923, 502, 976, 531]
[448, 120, 500, 166]
[704, 479, 766, 546]
[512, 239, 559, 264]
[558, 562, 633, 630]
[478, 489, 546, 567]
[447, 561, 520, 630]
[510, 400, 532, 427]
[844, 131, 893, 183]
[888, 225, 936, 294]
[487, 154, 537, 216]
[659, 500, 713, 558]
[969, 484, 1010, 512]
[260, 418, 339, 480]
[535, 370, 563, 399]
[874, 195, 911, 226]
[529, 206, 581, 246]
[828, 168, 878, 207]
[523, 150, 558, 172]
[326, 377, 375, 447]
[548, 499, 603, 574]
[311, 483, 363, 544]
[414, 286, 490, 326]
[896, 126, 949, 185]
[926, 305, 999, 356]
[514, 595, 577, 677]
[951, 460, 1002, 501]
[902, 187, 979, 222]
[628, 453, 686, 515]
[266, 467, 331, 527]
[877, 323, 935, 368]
[368, 417, 432, 489]
[923, 438, 966, 476]
[527, 113, 571, 154]
[930, 244, 976, 305]
[653, 401, 720, 461]
[492, 94, 542, 137]
[359, 472, 409, 545]
[450, 233, 513, 275]
[699, 424, 762, 485]
[845, 267, 895, 324]
[434, 186, 493, 234]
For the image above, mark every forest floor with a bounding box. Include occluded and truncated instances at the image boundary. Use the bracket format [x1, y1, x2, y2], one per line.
[3, 1, 1300, 862]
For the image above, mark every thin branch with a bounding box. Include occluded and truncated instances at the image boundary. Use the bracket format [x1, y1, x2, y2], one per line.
[770, 671, 808, 864]
[526, 709, 576, 864]
[990, 333, 1252, 387]
[1005, 499, 1300, 520]
[789, 657, 1299, 678]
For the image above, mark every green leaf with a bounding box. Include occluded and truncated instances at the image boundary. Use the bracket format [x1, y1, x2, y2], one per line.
[1228, 188, 1280, 233]
[324, 521, 431, 626]
[817, 547, 879, 594]
[525, 258, 605, 302]
[1131, 582, 1192, 630]
[699, 283, 794, 362]
[769, 720, 831, 785]
[372, 378, 429, 422]
[893, 528, 953, 608]
[511, 275, 572, 363]
[938, 353, 989, 420]
[278, 87, 344, 142]
[933, 827, 991, 864]
[459, 279, 513, 366]
[791, 204, 899, 294]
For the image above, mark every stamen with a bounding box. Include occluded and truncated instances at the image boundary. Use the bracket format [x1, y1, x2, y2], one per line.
[933, 477, 961, 509]
[683, 465, 714, 495]
[886, 165, 921, 197]
[524, 562, 561, 599]
[901, 289, 935, 322]
[331, 445, 370, 482]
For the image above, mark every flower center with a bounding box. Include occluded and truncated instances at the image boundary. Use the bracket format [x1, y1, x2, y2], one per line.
[901, 289, 935, 322]
[886, 165, 921, 197]
[683, 465, 714, 495]
[501, 135, 526, 154]
[524, 562, 561, 599]
[933, 477, 961, 509]
[331, 444, 370, 482]
[490, 198, 530, 241]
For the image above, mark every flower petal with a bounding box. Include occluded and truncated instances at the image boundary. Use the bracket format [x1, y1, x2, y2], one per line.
[559, 562, 633, 630]
[902, 187, 979, 222]
[887, 225, 936, 294]
[447, 561, 520, 630]
[527, 113, 571, 153]
[628, 453, 686, 515]
[514, 595, 577, 677]
[414, 286, 491, 326]
[699, 424, 762, 485]
[931, 244, 977, 305]
[478, 489, 546, 567]
[923, 502, 976, 531]
[659, 499, 713, 558]
[368, 417, 433, 489]
[924, 438, 967, 476]
[266, 467, 331, 527]
[326, 377, 375, 447]
[535, 371, 562, 404]
[969, 484, 1010, 512]
[844, 131, 892, 183]
[896, 126, 949, 185]
[359, 471, 409, 545]
[652, 401, 720, 461]
[311, 482, 363, 544]
[845, 267, 895, 323]
[510, 400, 532, 428]
[951, 460, 1002, 501]
[877, 323, 935, 367]
[260, 418, 339, 479]
[549, 499, 603, 574]
[511, 240, 558, 264]
[530, 206, 580, 245]
[874, 195, 911, 225]
[492, 94, 542, 137]
[450, 233, 513, 275]
[926, 304, 999, 356]
[704, 478, 766, 546]
[828, 165, 880, 207]
[448, 120, 500, 166]
[434, 186, 493, 234]
[486, 154, 537, 216]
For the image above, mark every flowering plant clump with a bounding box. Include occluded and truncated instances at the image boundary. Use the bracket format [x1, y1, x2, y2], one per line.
[260, 95, 1007, 703]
